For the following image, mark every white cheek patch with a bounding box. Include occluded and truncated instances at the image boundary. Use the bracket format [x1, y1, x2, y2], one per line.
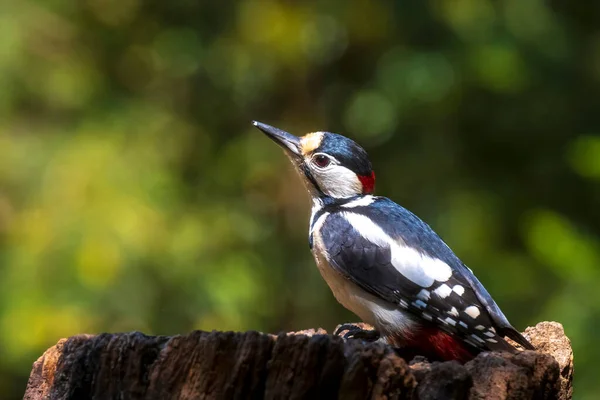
[342, 212, 453, 288]
[314, 165, 363, 198]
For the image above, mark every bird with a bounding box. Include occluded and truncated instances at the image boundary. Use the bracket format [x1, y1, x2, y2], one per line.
[252, 120, 535, 363]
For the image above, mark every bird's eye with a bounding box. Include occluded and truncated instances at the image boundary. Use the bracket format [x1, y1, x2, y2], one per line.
[313, 154, 331, 168]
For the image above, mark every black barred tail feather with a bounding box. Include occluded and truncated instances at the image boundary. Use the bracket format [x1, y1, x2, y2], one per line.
[500, 327, 536, 350]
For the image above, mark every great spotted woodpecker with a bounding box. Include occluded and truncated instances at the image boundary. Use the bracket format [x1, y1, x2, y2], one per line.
[252, 121, 534, 362]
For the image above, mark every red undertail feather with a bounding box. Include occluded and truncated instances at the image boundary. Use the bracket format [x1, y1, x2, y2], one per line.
[391, 328, 477, 363]
[422, 329, 476, 363]
[358, 171, 376, 194]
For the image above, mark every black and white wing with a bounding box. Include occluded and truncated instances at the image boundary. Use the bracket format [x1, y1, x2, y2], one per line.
[316, 197, 533, 352]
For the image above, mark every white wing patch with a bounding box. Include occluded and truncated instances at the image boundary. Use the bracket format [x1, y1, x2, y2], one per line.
[470, 334, 485, 344]
[433, 284, 452, 298]
[452, 285, 465, 296]
[342, 212, 453, 288]
[417, 289, 431, 301]
[465, 306, 481, 319]
[444, 317, 457, 326]
[413, 300, 427, 309]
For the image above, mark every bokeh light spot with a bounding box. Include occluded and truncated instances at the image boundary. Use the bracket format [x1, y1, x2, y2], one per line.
[344, 91, 397, 144]
[567, 134, 600, 180]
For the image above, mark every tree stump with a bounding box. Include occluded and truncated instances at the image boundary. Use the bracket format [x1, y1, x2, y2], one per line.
[23, 322, 572, 400]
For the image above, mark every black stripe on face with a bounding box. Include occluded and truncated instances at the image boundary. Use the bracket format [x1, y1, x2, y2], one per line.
[302, 163, 325, 196]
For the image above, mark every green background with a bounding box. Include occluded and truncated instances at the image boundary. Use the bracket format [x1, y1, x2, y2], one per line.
[0, 0, 597, 398]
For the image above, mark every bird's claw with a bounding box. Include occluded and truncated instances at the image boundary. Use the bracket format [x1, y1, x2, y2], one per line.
[334, 323, 381, 342]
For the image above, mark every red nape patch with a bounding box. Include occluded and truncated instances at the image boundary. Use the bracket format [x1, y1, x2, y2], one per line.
[358, 171, 376, 194]
[400, 328, 477, 363]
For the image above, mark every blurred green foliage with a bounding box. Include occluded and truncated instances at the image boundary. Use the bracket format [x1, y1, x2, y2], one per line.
[0, 0, 598, 398]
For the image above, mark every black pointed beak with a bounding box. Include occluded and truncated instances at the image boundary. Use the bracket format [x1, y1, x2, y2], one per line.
[252, 121, 301, 157]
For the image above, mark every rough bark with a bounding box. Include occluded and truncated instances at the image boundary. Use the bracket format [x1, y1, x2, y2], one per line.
[24, 322, 572, 400]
